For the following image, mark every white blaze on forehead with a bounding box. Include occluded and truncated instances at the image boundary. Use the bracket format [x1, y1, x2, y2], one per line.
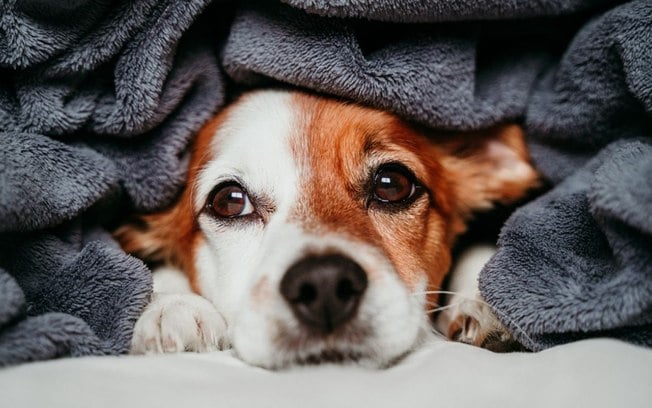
[195, 90, 300, 213]
[192, 90, 303, 326]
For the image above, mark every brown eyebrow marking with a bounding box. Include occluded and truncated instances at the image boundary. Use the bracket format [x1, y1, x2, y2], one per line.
[362, 133, 384, 155]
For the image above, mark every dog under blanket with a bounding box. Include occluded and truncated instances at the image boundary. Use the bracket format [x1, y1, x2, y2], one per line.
[0, 0, 650, 366]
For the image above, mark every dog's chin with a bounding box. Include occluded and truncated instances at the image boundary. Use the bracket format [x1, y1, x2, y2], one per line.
[234, 325, 427, 371]
[230, 286, 431, 370]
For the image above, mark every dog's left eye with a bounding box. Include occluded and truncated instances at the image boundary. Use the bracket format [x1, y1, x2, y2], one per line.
[371, 164, 420, 204]
[208, 182, 254, 218]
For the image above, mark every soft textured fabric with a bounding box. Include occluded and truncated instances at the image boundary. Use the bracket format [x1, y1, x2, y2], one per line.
[0, 0, 224, 366]
[281, 0, 619, 22]
[1, 0, 650, 367]
[1, 339, 651, 408]
[223, 2, 551, 131]
[481, 1, 652, 350]
[480, 140, 652, 350]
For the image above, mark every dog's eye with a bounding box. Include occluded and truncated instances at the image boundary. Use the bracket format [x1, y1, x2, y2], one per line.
[372, 164, 418, 204]
[208, 183, 254, 218]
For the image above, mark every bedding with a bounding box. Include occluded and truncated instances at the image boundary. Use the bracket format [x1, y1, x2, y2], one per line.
[0, 0, 651, 367]
[1, 339, 651, 407]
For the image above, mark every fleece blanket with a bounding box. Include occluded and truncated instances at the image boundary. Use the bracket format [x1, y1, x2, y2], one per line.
[0, 0, 225, 366]
[0, 0, 650, 366]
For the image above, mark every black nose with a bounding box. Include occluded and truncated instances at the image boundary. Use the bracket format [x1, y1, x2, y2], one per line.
[280, 254, 368, 334]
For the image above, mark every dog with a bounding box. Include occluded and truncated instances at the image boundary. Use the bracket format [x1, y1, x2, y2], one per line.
[116, 89, 539, 369]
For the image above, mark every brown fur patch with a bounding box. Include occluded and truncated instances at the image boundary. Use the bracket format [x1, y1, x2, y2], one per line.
[288, 95, 458, 304]
[287, 94, 538, 306]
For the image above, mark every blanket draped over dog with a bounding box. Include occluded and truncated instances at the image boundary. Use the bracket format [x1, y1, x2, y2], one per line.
[0, 0, 650, 365]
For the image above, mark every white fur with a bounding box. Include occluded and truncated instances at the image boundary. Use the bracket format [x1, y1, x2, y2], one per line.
[229, 228, 431, 368]
[131, 291, 228, 354]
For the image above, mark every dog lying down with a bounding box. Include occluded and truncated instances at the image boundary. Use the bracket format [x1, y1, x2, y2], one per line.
[117, 90, 539, 369]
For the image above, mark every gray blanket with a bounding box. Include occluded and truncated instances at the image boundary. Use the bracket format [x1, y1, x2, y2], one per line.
[1, 0, 650, 366]
[0, 0, 224, 366]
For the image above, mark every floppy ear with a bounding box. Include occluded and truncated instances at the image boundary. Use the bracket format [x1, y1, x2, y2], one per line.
[114, 190, 198, 272]
[436, 124, 540, 220]
[115, 210, 177, 264]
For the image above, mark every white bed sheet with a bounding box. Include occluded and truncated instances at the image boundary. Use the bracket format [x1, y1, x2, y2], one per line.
[2, 338, 651, 408]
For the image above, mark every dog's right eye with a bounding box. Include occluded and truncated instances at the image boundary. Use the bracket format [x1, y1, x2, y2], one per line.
[207, 183, 254, 218]
[371, 164, 421, 206]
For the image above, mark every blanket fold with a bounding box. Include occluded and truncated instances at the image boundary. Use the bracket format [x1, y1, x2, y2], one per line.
[1, 0, 650, 366]
[280, 0, 621, 22]
[223, 2, 552, 130]
[0, 0, 224, 366]
[480, 139, 652, 350]
[0, 221, 153, 366]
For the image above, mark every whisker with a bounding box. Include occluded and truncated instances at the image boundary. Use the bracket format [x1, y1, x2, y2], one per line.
[423, 299, 443, 307]
[425, 303, 459, 314]
[411, 290, 468, 297]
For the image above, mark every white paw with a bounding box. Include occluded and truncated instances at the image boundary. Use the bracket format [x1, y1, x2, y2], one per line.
[130, 293, 229, 354]
[438, 292, 520, 351]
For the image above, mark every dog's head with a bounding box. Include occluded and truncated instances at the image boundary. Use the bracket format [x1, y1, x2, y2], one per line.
[118, 90, 538, 368]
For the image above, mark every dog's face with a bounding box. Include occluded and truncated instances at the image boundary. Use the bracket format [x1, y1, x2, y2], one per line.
[119, 90, 537, 368]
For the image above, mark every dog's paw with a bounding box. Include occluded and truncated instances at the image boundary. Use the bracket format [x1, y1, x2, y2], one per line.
[443, 293, 523, 352]
[130, 293, 229, 354]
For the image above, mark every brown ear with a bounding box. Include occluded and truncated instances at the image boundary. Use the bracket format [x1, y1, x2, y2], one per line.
[114, 201, 193, 266]
[114, 180, 205, 296]
[436, 124, 540, 220]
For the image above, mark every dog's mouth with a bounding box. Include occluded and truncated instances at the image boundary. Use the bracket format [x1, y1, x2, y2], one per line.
[294, 348, 364, 365]
[266, 319, 375, 368]
[288, 344, 413, 369]
[233, 314, 426, 370]
[234, 274, 429, 370]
